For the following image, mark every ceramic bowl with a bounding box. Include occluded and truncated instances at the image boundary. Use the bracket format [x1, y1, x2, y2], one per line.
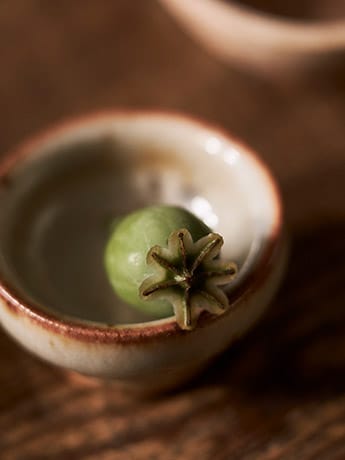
[0, 111, 286, 393]
[159, 0, 345, 73]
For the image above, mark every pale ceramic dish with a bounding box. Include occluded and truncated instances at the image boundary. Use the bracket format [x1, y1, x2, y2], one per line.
[0, 111, 286, 393]
[159, 0, 345, 73]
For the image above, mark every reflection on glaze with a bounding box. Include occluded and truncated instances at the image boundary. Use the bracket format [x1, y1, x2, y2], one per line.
[205, 136, 222, 156]
[190, 196, 219, 229]
[205, 136, 240, 167]
[223, 147, 240, 166]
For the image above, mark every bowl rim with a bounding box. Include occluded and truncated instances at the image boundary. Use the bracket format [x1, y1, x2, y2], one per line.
[0, 109, 283, 344]
[159, 0, 345, 52]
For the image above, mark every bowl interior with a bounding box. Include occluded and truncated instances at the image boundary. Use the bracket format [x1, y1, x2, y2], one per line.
[0, 114, 278, 325]
[231, 0, 345, 21]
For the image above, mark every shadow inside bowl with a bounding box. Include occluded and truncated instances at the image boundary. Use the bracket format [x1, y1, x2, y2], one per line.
[0, 137, 157, 324]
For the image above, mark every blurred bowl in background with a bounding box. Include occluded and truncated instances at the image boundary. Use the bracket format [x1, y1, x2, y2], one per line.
[159, 0, 345, 74]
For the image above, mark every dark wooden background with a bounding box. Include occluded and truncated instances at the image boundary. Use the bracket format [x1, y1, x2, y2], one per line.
[0, 1, 344, 458]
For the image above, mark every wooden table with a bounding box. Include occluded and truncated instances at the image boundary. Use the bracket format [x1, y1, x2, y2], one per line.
[0, 1, 344, 458]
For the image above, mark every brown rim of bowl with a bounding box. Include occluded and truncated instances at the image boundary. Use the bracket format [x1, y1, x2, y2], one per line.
[0, 110, 283, 344]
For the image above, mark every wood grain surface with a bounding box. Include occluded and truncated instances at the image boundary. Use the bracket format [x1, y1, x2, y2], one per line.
[0, 1, 345, 459]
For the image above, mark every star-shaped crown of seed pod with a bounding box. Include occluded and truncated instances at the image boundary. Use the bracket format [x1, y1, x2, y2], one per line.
[139, 228, 238, 330]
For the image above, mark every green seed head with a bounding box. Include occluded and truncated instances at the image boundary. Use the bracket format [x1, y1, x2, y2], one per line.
[104, 205, 211, 318]
[104, 205, 238, 329]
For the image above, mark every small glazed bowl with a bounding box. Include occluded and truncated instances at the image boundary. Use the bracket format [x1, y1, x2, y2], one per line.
[0, 111, 286, 393]
[159, 0, 345, 74]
